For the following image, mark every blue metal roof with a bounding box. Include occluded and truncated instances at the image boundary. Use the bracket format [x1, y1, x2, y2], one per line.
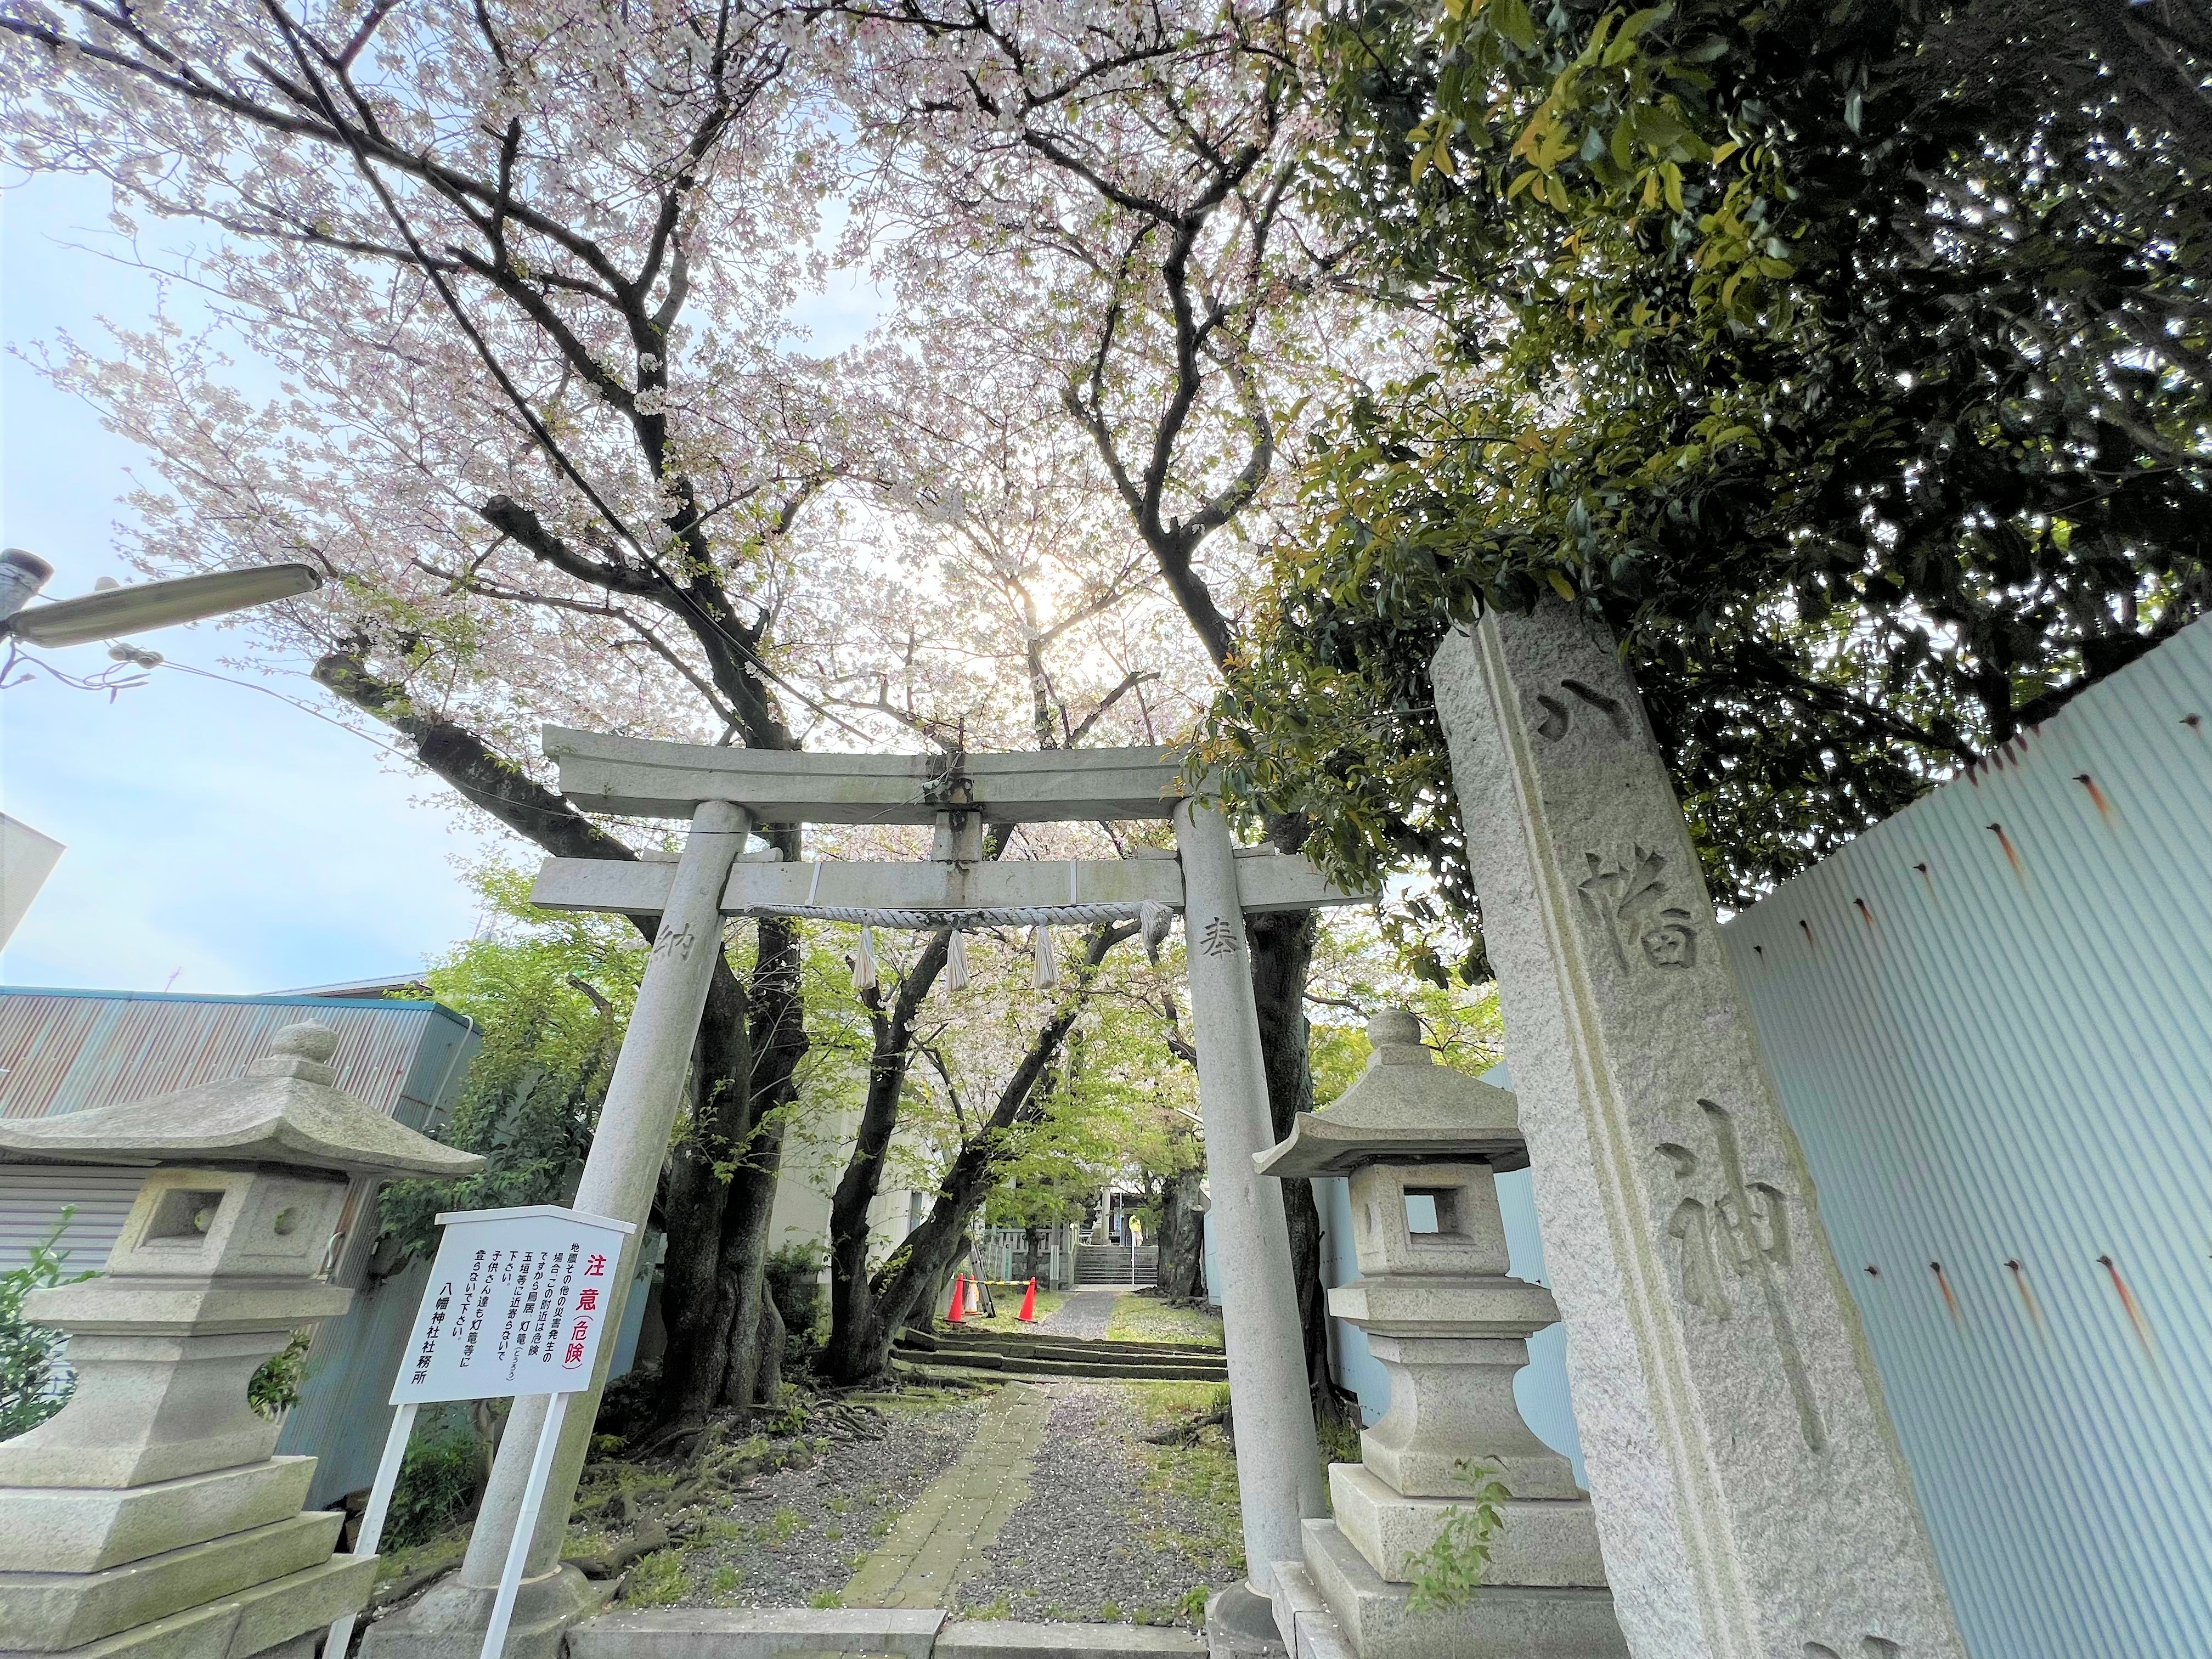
[0, 985, 476, 1133]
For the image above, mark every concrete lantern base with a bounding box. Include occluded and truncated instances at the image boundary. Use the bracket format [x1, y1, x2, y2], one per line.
[0, 1511, 344, 1652]
[360, 1563, 612, 1659]
[0, 1458, 317, 1576]
[0, 1551, 375, 1659]
[1297, 1522, 1625, 1659]
[1326, 1466, 1606, 1590]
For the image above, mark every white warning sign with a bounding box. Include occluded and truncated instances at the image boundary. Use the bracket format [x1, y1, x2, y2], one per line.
[391, 1204, 635, 1403]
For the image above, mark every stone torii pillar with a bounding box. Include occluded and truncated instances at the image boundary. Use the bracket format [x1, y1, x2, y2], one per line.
[1176, 800, 1328, 1635]
[1428, 602, 1965, 1659]
[369, 800, 751, 1659]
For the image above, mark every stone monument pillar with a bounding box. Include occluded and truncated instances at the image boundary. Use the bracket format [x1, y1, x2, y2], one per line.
[0, 1022, 483, 1659]
[1257, 1009, 1627, 1659]
[1428, 603, 1965, 1659]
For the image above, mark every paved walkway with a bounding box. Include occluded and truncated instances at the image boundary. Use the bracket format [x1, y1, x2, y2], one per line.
[843, 1383, 1056, 1609]
[1030, 1286, 1119, 1340]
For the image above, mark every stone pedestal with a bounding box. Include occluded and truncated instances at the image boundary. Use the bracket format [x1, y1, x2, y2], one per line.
[1429, 603, 1965, 1658]
[1255, 1012, 1625, 1659]
[357, 1564, 611, 1659]
[0, 1023, 482, 1659]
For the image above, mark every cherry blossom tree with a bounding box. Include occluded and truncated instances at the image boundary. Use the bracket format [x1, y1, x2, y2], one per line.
[0, 0, 847, 1426]
[782, 351, 1206, 1380]
[0, 0, 1419, 1408]
[828, 0, 1381, 1392]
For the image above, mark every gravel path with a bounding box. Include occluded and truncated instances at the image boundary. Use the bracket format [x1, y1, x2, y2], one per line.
[952, 1383, 1240, 1627]
[1031, 1286, 1119, 1339]
[674, 1392, 990, 1609]
[845, 1384, 1054, 1609]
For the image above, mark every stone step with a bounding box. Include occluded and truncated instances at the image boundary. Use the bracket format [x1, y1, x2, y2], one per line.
[568, 1607, 943, 1659]
[1267, 1560, 1353, 1659]
[0, 1510, 343, 1652]
[928, 1337, 1221, 1368]
[0, 1456, 317, 1576]
[1299, 1517, 1628, 1659]
[933, 1329, 1222, 1360]
[916, 1350, 1227, 1382]
[938, 1621, 1203, 1659]
[0, 1548, 374, 1659]
[924, 1333, 1223, 1364]
[898, 1361, 1227, 1391]
[565, 1610, 1204, 1659]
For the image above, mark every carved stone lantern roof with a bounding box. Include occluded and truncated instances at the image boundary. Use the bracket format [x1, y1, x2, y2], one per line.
[1256, 1009, 1528, 1178]
[0, 1020, 485, 1180]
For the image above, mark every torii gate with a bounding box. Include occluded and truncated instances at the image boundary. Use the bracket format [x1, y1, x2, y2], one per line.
[434, 727, 1369, 1650]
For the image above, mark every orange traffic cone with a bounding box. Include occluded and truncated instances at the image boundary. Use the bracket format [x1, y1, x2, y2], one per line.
[1017, 1278, 1038, 1322]
[946, 1272, 966, 1324]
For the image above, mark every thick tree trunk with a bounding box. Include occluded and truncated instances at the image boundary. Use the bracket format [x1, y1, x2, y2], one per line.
[753, 1290, 785, 1406]
[1022, 1225, 1045, 1284]
[716, 905, 806, 1409]
[1155, 1169, 1207, 1302]
[823, 930, 954, 1383]
[665, 907, 806, 1420]
[656, 954, 756, 1426]
[1247, 899, 1330, 1397]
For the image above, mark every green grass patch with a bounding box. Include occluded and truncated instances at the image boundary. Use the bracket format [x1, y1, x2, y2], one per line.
[1131, 1383, 1244, 1586]
[620, 1549, 687, 1607]
[1317, 1405, 1363, 1469]
[1135, 1380, 1231, 1421]
[758, 1506, 804, 1544]
[1106, 1295, 1223, 1348]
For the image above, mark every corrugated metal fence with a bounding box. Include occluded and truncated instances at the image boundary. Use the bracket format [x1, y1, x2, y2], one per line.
[1724, 614, 2212, 1659]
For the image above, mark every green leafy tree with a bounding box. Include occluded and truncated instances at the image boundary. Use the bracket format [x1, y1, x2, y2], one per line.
[1305, 915, 1505, 1082]
[377, 865, 640, 1269]
[1209, 0, 2211, 920]
[981, 1026, 1142, 1284]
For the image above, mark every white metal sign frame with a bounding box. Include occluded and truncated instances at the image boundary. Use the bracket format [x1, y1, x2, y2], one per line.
[328, 1204, 635, 1659]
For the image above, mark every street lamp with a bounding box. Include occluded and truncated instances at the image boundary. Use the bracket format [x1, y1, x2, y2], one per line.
[0, 551, 330, 944]
[0, 549, 321, 648]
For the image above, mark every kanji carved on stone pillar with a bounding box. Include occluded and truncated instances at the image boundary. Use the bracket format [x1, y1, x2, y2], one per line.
[1429, 599, 1965, 1659]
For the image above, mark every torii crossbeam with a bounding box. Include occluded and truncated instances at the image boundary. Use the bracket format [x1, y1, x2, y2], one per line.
[447, 731, 1362, 1646]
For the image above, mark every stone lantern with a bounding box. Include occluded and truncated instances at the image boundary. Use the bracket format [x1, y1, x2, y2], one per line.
[0, 1021, 482, 1659]
[1255, 1010, 1626, 1659]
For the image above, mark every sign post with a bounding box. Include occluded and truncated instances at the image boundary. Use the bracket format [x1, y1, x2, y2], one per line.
[326, 1205, 634, 1659]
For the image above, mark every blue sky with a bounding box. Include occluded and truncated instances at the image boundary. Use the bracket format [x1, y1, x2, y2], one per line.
[0, 172, 884, 994]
